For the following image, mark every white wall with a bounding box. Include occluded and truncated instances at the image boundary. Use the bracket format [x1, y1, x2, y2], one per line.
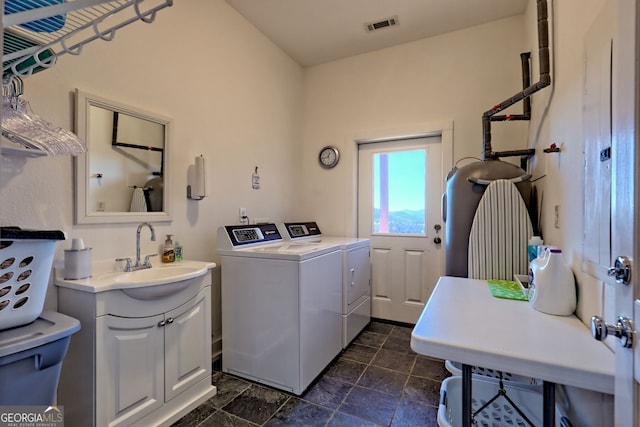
[525, 0, 609, 326]
[0, 0, 304, 358]
[297, 15, 529, 236]
[0, 0, 303, 267]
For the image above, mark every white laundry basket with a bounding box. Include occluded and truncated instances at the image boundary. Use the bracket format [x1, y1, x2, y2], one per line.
[438, 376, 572, 427]
[445, 360, 541, 387]
[0, 227, 66, 330]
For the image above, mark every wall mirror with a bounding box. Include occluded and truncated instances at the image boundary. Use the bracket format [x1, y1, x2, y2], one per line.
[74, 89, 172, 224]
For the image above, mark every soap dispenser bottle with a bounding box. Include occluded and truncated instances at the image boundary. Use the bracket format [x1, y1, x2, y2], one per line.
[162, 234, 175, 263]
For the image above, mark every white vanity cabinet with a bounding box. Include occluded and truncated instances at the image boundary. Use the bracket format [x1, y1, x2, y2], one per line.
[55, 262, 216, 427]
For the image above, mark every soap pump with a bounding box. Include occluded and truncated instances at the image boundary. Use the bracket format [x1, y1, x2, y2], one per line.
[162, 234, 175, 263]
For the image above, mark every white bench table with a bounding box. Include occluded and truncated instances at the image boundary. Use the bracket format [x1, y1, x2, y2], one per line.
[410, 276, 614, 427]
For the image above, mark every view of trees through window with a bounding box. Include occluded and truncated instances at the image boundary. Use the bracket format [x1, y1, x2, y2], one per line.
[372, 149, 426, 234]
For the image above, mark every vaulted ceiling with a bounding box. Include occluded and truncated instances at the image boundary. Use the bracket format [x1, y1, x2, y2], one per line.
[225, 0, 528, 67]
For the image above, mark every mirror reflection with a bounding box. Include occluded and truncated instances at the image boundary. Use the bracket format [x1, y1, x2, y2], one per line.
[89, 106, 165, 212]
[75, 89, 172, 224]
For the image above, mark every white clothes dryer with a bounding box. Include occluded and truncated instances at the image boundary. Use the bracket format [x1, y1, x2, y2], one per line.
[217, 223, 342, 395]
[278, 222, 371, 348]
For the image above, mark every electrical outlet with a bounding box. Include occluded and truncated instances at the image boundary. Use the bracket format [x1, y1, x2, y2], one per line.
[554, 205, 560, 229]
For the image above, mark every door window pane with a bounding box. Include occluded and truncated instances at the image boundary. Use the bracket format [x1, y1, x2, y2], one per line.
[373, 149, 426, 234]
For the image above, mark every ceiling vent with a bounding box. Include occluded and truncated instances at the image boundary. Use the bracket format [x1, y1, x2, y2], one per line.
[365, 16, 399, 33]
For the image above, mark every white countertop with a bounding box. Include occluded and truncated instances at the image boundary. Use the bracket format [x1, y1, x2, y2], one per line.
[411, 276, 614, 394]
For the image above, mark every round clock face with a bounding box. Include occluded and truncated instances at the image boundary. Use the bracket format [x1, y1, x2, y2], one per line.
[319, 146, 340, 169]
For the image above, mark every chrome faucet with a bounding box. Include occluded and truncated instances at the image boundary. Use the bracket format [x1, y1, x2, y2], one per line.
[116, 223, 157, 272]
[135, 222, 156, 270]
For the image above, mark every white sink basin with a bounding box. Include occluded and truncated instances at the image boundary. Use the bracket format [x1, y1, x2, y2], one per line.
[106, 265, 204, 286]
[86, 262, 214, 300]
[55, 260, 216, 300]
[56, 260, 216, 300]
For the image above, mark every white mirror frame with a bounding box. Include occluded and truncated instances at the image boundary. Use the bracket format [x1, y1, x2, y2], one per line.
[74, 89, 172, 224]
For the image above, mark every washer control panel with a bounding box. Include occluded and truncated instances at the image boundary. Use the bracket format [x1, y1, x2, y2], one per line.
[219, 223, 282, 248]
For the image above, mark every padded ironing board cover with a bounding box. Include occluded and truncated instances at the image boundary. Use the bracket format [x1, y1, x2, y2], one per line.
[468, 179, 533, 280]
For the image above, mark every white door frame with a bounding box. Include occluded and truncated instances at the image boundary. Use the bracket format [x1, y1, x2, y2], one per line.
[613, 1, 638, 425]
[342, 120, 454, 238]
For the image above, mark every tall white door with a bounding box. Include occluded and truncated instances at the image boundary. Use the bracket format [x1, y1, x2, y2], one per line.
[612, 1, 638, 425]
[357, 136, 444, 324]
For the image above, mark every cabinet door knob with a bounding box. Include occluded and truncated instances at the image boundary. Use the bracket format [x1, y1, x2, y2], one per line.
[591, 315, 634, 348]
[166, 317, 174, 324]
[158, 320, 166, 327]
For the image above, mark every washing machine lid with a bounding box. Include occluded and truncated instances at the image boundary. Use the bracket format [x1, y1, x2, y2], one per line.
[279, 222, 370, 249]
[220, 240, 340, 260]
[250, 241, 331, 254]
[314, 236, 370, 250]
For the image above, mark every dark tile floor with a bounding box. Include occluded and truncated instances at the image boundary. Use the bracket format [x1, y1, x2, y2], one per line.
[172, 321, 450, 427]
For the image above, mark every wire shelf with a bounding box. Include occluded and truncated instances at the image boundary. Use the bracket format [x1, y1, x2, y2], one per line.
[3, 0, 173, 79]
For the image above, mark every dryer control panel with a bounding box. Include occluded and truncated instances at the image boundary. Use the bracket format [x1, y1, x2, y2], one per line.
[281, 222, 322, 239]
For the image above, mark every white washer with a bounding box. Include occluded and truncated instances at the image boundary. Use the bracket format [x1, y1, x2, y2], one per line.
[278, 222, 371, 348]
[217, 223, 342, 395]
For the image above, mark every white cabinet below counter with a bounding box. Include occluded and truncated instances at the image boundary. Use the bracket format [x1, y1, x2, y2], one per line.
[55, 262, 216, 427]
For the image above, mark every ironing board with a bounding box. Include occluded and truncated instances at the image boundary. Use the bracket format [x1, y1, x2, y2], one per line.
[468, 179, 533, 280]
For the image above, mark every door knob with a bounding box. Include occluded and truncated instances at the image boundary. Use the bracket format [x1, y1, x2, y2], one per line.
[591, 315, 634, 348]
[608, 256, 632, 285]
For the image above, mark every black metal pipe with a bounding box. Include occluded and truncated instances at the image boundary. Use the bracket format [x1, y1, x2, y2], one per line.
[490, 52, 531, 122]
[521, 52, 532, 116]
[482, 115, 492, 157]
[493, 148, 536, 158]
[482, 0, 550, 160]
[491, 115, 531, 121]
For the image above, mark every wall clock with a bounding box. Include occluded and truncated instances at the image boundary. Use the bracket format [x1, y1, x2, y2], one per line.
[318, 146, 340, 169]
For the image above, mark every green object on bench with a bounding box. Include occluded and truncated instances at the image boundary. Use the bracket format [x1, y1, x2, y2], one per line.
[488, 279, 528, 301]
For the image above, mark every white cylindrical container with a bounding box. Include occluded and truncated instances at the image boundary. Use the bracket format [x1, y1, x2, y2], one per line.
[64, 248, 92, 280]
[528, 249, 576, 316]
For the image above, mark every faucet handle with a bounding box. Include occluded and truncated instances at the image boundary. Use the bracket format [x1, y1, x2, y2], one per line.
[143, 253, 158, 268]
[116, 257, 133, 272]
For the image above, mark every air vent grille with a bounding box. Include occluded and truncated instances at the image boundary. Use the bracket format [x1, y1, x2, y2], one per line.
[365, 16, 399, 32]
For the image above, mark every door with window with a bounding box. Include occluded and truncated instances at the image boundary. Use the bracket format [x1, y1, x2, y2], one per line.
[358, 136, 444, 324]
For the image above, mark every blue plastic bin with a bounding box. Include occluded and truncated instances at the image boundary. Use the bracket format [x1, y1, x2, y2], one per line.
[0, 310, 80, 405]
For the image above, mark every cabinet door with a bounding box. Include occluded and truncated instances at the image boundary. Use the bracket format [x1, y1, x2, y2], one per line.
[345, 246, 371, 308]
[164, 287, 212, 401]
[97, 314, 164, 427]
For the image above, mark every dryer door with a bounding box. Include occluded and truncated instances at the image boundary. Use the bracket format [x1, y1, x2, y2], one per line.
[345, 245, 371, 309]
